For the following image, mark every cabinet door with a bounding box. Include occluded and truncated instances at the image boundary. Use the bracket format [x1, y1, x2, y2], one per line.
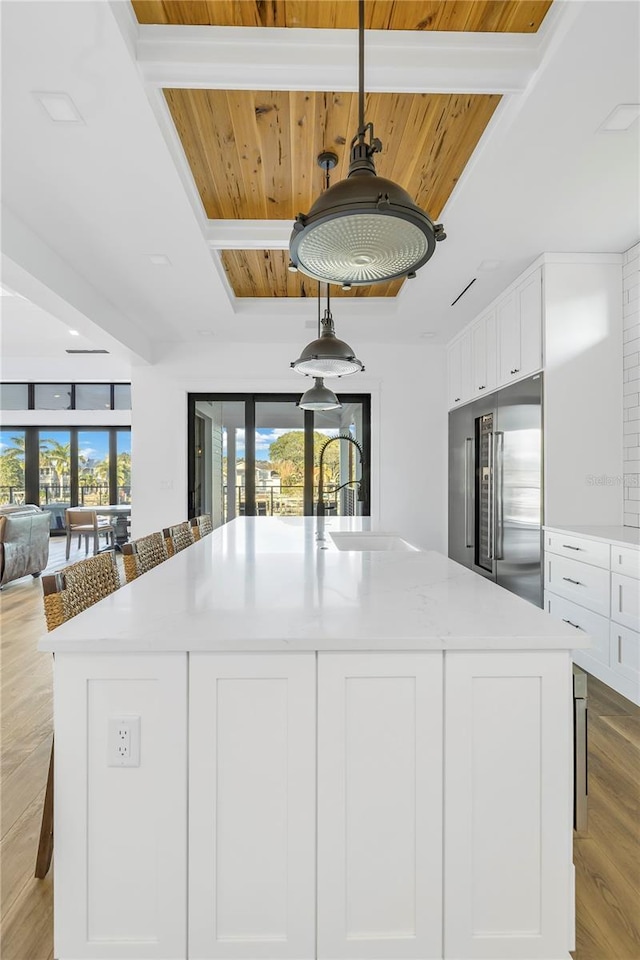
[497, 291, 519, 384]
[444, 651, 573, 959]
[517, 269, 542, 376]
[460, 327, 472, 401]
[317, 653, 443, 959]
[472, 311, 497, 396]
[471, 318, 487, 396]
[447, 338, 463, 408]
[611, 572, 640, 631]
[189, 654, 316, 959]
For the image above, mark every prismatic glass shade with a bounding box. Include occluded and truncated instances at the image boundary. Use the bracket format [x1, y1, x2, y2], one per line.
[291, 311, 364, 378]
[294, 212, 430, 284]
[298, 378, 342, 411]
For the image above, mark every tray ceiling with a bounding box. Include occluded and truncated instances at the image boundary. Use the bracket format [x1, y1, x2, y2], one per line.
[165, 89, 500, 297]
[130, 0, 553, 301]
[132, 1, 553, 33]
[220, 250, 404, 299]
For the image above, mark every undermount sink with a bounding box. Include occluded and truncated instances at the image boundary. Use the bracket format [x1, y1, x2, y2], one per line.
[329, 532, 418, 552]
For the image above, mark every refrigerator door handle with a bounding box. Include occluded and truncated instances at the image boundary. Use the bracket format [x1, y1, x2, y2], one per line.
[464, 438, 474, 548]
[487, 430, 494, 560]
[494, 431, 505, 560]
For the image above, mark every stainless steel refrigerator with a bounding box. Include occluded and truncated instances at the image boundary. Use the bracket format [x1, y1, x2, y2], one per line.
[448, 374, 543, 607]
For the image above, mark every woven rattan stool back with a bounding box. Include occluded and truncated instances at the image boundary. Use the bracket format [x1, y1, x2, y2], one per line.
[42, 552, 121, 632]
[122, 532, 168, 583]
[189, 514, 214, 541]
[162, 521, 195, 557]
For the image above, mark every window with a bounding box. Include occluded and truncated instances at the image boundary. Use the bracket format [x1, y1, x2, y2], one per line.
[75, 384, 111, 410]
[34, 384, 72, 410]
[0, 382, 132, 410]
[0, 429, 26, 504]
[0, 384, 28, 410]
[188, 394, 370, 525]
[114, 384, 132, 410]
[0, 426, 131, 522]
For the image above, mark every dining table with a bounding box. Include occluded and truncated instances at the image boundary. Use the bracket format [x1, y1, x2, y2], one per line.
[74, 503, 131, 548]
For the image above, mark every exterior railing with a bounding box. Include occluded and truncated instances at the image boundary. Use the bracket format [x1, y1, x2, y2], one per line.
[223, 483, 355, 519]
[0, 483, 132, 509]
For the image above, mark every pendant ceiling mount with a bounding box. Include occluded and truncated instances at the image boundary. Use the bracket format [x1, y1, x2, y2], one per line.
[288, 0, 446, 287]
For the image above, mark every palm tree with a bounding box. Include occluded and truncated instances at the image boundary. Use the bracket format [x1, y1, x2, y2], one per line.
[0, 434, 26, 498]
[40, 438, 71, 500]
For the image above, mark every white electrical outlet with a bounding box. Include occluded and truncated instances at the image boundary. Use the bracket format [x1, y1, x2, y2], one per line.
[108, 716, 141, 767]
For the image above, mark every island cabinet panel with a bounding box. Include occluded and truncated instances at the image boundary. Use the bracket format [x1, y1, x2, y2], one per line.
[53, 653, 188, 960]
[317, 653, 443, 959]
[444, 651, 573, 960]
[189, 653, 316, 960]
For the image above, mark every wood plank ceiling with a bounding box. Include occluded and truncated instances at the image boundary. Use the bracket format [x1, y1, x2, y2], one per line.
[133, 0, 554, 299]
[132, 1, 552, 33]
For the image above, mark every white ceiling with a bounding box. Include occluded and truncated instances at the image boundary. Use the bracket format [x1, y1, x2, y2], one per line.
[1, 0, 639, 364]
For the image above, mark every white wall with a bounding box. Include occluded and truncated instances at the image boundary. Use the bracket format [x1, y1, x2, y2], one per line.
[623, 241, 640, 527]
[130, 340, 448, 552]
[543, 257, 623, 527]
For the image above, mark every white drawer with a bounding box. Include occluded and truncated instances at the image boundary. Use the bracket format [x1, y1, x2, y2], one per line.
[611, 573, 640, 632]
[609, 622, 640, 687]
[610, 545, 640, 580]
[544, 554, 610, 617]
[545, 592, 609, 666]
[545, 532, 610, 569]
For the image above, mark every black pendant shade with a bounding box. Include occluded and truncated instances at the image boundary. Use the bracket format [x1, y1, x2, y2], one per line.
[288, 0, 445, 286]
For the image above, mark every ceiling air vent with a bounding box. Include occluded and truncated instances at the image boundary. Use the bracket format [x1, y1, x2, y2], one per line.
[65, 348, 110, 354]
[451, 278, 476, 307]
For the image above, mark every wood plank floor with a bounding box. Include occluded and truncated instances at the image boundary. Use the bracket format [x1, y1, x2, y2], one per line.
[1, 539, 639, 959]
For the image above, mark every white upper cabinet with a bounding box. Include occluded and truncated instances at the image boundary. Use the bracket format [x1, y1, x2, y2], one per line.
[498, 269, 542, 386]
[447, 328, 472, 409]
[471, 309, 497, 397]
[447, 265, 543, 409]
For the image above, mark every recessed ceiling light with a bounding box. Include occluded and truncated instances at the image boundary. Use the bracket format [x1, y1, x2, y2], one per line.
[478, 260, 502, 271]
[599, 104, 640, 132]
[147, 254, 172, 266]
[68, 329, 80, 336]
[420, 332, 436, 339]
[32, 91, 85, 124]
[198, 330, 215, 337]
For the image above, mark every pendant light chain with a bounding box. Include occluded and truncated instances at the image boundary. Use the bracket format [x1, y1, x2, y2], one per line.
[358, 0, 365, 138]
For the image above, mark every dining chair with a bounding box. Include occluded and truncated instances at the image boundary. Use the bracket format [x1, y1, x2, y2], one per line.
[65, 508, 115, 560]
[189, 514, 214, 541]
[162, 521, 195, 557]
[122, 531, 168, 583]
[35, 552, 121, 879]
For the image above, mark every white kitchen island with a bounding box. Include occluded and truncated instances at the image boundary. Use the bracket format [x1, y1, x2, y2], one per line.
[40, 517, 587, 960]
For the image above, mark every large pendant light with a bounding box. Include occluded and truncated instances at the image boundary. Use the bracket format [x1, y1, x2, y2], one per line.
[291, 282, 364, 378]
[289, 0, 446, 287]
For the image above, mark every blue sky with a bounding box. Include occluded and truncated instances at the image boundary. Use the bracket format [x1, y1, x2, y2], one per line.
[0, 430, 131, 461]
[224, 427, 337, 460]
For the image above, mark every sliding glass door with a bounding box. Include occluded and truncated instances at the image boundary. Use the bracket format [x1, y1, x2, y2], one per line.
[188, 394, 370, 526]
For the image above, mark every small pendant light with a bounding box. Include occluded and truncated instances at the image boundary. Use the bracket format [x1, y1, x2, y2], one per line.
[289, 0, 446, 286]
[298, 377, 342, 411]
[291, 283, 364, 378]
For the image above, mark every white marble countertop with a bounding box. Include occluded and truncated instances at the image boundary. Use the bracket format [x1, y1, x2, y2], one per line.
[544, 524, 640, 549]
[40, 517, 587, 653]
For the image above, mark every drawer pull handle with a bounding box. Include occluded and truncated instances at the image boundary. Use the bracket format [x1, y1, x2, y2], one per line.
[562, 577, 583, 585]
[562, 618, 583, 630]
[562, 544, 581, 551]
[618, 635, 623, 663]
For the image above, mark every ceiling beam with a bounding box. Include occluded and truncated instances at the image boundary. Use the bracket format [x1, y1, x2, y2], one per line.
[136, 25, 542, 94]
[1, 206, 154, 364]
[204, 221, 291, 250]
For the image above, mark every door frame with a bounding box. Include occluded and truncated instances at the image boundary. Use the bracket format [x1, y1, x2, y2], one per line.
[187, 393, 371, 520]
